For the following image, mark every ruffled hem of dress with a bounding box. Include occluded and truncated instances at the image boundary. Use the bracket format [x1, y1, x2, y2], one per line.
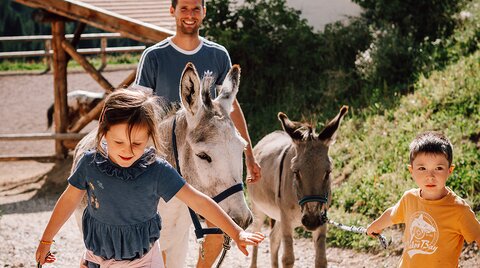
[83, 209, 161, 260]
[92, 147, 157, 181]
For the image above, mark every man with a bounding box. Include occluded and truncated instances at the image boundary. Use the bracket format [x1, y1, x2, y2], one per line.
[134, 0, 261, 266]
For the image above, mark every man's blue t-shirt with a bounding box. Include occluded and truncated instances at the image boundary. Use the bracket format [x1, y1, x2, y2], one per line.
[134, 37, 232, 103]
[68, 147, 186, 260]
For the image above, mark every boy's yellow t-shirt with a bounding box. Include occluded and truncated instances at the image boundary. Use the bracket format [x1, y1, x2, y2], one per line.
[391, 188, 480, 268]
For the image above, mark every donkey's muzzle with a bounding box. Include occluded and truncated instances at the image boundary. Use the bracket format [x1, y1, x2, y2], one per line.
[233, 213, 253, 229]
[302, 212, 327, 231]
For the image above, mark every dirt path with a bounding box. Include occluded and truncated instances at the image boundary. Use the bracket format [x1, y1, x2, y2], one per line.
[0, 70, 477, 267]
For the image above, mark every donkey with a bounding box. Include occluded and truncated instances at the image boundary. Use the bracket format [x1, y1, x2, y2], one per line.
[248, 106, 348, 268]
[72, 63, 253, 268]
[47, 90, 104, 129]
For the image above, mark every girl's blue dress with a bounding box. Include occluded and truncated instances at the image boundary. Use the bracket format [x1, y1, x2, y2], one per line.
[68, 147, 186, 260]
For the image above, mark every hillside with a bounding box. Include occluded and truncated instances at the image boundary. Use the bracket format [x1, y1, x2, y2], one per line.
[326, 49, 480, 250]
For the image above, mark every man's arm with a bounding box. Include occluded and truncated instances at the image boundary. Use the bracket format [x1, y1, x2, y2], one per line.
[230, 99, 261, 183]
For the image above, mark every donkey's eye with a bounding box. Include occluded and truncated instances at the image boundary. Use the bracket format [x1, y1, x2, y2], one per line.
[196, 152, 212, 163]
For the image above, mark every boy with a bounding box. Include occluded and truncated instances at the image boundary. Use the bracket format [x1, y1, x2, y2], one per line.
[367, 131, 480, 267]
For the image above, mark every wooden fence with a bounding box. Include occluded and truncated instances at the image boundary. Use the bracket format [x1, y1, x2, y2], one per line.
[0, 32, 142, 161]
[0, 32, 145, 72]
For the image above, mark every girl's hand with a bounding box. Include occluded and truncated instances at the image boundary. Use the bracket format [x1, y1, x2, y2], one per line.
[235, 231, 265, 256]
[35, 243, 56, 265]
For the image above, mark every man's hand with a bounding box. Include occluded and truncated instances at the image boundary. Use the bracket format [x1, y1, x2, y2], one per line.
[245, 154, 261, 183]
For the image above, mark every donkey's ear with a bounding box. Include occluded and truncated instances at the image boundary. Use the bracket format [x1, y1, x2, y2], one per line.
[317, 106, 348, 145]
[180, 62, 201, 116]
[215, 65, 240, 112]
[278, 112, 310, 141]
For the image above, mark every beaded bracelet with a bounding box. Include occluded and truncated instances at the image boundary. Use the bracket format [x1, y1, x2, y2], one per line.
[40, 240, 55, 245]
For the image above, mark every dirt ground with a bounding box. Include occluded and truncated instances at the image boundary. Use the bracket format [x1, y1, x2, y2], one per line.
[0, 69, 478, 267]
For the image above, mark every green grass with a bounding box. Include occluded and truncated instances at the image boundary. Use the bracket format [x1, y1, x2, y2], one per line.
[0, 53, 141, 72]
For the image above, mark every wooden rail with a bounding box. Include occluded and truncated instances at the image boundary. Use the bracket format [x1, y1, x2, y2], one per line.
[0, 133, 87, 141]
[0, 33, 145, 71]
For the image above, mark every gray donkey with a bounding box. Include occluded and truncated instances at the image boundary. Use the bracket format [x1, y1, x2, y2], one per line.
[248, 106, 348, 268]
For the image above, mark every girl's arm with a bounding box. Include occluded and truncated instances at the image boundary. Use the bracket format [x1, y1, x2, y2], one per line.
[366, 207, 394, 237]
[175, 183, 264, 256]
[35, 185, 86, 265]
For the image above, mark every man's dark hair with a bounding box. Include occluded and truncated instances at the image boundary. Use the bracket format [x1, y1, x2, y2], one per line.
[171, 0, 205, 8]
[409, 131, 453, 166]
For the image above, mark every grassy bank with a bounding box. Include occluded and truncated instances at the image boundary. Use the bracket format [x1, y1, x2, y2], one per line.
[326, 49, 480, 250]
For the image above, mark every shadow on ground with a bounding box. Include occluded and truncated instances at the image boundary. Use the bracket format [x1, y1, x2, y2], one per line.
[0, 156, 72, 215]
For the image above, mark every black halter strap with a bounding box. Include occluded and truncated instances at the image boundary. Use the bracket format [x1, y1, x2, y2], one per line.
[171, 117, 243, 240]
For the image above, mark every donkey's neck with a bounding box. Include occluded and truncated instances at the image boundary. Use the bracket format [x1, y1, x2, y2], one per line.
[158, 111, 189, 175]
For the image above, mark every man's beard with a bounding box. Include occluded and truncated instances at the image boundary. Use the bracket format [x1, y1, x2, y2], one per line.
[180, 25, 200, 35]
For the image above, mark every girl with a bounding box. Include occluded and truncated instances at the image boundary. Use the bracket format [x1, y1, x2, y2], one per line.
[35, 88, 264, 267]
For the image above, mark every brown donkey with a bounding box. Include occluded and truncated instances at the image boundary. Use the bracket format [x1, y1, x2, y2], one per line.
[248, 106, 348, 268]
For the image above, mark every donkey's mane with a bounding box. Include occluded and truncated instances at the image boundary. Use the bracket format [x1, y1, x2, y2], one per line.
[294, 124, 317, 141]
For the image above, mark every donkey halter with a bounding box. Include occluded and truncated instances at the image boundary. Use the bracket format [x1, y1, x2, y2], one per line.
[172, 117, 241, 267]
[278, 145, 330, 208]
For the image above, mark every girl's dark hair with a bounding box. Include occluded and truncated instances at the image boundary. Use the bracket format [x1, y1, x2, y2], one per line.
[409, 131, 453, 166]
[96, 88, 163, 156]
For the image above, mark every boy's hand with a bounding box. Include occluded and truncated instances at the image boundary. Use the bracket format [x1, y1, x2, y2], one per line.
[366, 223, 383, 238]
[35, 243, 56, 265]
[235, 231, 265, 256]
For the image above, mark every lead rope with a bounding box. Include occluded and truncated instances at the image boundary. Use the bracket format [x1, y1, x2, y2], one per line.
[327, 219, 389, 249]
[214, 235, 232, 268]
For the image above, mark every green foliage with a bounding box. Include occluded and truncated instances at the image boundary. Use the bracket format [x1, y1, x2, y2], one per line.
[203, 0, 371, 142]
[352, 0, 467, 42]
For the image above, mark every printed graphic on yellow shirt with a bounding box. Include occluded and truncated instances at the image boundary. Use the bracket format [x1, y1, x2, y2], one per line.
[407, 211, 438, 258]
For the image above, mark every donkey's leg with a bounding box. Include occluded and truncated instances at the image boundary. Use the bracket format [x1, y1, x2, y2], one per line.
[280, 217, 295, 268]
[196, 220, 223, 268]
[164, 229, 189, 268]
[313, 224, 328, 268]
[269, 219, 282, 268]
[249, 202, 266, 268]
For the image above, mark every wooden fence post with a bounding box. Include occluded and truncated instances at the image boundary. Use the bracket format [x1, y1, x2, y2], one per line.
[51, 20, 69, 159]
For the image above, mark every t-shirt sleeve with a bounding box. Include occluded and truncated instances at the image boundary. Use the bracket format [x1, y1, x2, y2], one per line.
[134, 49, 157, 90]
[458, 207, 480, 243]
[156, 160, 186, 202]
[215, 49, 232, 86]
[390, 192, 408, 224]
[67, 153, 88, 190]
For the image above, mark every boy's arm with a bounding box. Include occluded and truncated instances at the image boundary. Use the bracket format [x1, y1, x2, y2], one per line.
[230, 99, 261, 183]
[367, 207, 395, 237]
[175, 183, 264, 255]
[35, 185, 86, 264]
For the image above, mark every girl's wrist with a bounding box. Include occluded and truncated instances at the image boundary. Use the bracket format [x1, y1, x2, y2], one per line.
[39, 239, 55, 245]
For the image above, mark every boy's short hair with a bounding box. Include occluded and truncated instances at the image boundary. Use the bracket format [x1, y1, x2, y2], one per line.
[409, 131, 453, 165]
[171, 0, 205, 8]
